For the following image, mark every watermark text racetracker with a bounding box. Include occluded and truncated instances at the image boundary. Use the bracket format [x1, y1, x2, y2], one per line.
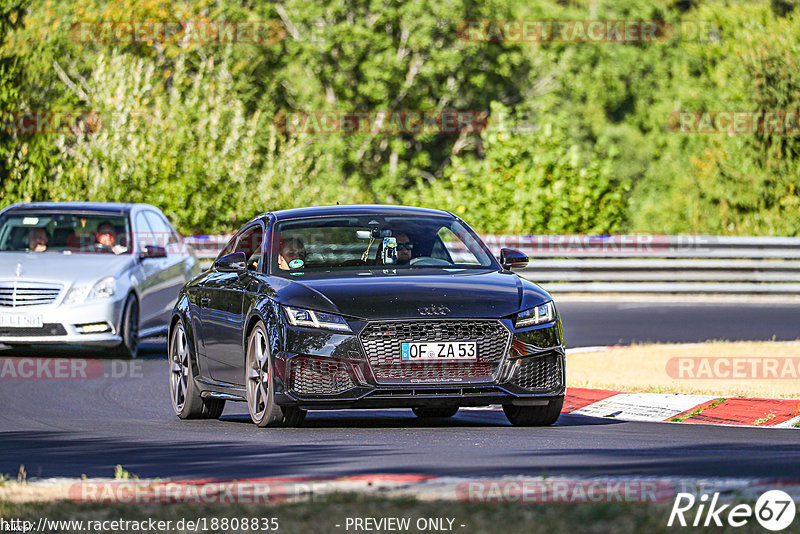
[273, 110, 489, 135]
[0, 110, 145, 135]
[667, 357, 800, 380]
[480, 234, 716, 256]
[69, 20, 285, 44]
[669, 111, 800, 134]
[0, 358, 142, 380]
[458, 20, 720, 43]
[458, 479, 675, 503]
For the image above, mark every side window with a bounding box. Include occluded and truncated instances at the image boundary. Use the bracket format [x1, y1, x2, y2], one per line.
[144, 211, 175, 250]
[135, 213, 155, 250]
[436, 227, 480, 265]
[218, 236, 237, 259]
[234, 225, 264, 272]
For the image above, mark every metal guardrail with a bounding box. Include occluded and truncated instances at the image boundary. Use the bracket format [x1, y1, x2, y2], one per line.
[185, 234, 800, 294]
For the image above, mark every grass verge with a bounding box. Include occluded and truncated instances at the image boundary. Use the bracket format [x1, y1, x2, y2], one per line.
[0, 493, 775, 534]
[567, 340, 800, 398]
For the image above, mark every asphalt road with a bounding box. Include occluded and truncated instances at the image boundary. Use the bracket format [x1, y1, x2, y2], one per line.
[557, 299, 800, 347]
[1, 299, 798, 481]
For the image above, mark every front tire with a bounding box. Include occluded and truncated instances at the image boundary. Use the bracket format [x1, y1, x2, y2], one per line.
[112, 294, 139, 358]
[503, 398, 563, 427]
[412, 406, 459, 418]
[169, 320, 225, 419]
[246, 321, 305, 428]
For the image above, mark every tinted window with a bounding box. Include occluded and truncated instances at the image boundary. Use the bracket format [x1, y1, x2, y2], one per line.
[271, 215, 494, 275]
[234, 225, 263, 272]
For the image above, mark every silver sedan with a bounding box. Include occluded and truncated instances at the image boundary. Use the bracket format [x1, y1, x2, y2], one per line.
[0, 202, 200, 357]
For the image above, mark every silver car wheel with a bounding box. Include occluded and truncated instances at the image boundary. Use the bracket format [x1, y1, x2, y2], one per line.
[170, 324, 189, 413]
[247, 326, 269, 421]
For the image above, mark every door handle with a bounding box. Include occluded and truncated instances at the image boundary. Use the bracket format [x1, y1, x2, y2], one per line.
[200, 297, 211, 308]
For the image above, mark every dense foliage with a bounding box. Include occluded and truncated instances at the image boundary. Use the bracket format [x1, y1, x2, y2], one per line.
[1, 0, 799, 235]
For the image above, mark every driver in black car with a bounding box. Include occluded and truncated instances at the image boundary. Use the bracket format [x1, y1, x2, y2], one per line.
[394, 231, 415, 264]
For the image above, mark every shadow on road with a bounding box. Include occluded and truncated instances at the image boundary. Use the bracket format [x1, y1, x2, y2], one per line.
[0, 338, 167, 359]
[2, 425, 800, 481]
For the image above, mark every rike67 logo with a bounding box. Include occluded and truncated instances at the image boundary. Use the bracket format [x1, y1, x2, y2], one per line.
[668, 490, 796, 531]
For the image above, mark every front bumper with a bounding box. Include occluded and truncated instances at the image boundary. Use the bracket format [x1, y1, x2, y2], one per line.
[271, 318, 566, 409]
[0, 297, 125, 347]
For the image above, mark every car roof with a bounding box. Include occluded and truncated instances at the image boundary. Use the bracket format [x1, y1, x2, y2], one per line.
[2, 202, 153, 216]
[269, 204, 455, 221]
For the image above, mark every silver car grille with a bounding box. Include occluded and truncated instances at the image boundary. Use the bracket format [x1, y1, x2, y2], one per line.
[359, 320, 511, 384]
[0, 281, 63, 308]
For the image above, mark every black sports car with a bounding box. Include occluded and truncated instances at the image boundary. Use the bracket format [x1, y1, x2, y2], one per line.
[169, 205, 565, 427]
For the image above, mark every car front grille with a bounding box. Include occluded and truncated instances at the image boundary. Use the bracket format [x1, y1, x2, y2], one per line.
[286, 356, 357, 396]
[511, 353, 563, 391]
[0, 324, 67, 337]
[359, 320, 511, 383]
[0, 282, 62, 308]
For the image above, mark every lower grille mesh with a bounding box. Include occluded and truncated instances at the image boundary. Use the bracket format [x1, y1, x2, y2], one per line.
[0, 324, 67, 337]
[360, 320, 510, 383]
[511, 353, 563, 391]
[286, 357, 356, 396]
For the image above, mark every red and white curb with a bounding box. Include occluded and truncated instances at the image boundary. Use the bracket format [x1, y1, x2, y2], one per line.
[462, 386, 800, 427]
[558, 345, 800, 427]
[2, 474, 799, 504]
[562, 388, 800, 427]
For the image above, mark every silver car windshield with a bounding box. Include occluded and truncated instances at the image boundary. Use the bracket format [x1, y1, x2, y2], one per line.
[271, 215, 495, 274]
[0, 212, 131, 254]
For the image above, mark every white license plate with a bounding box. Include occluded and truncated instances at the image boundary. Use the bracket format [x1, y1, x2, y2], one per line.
[401, 341, 477, 361]
[0, 314, 44, 328]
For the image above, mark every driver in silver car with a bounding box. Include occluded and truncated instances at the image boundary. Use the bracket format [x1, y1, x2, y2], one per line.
[27, 227, 49, 252]
[93, 221, 127, 254]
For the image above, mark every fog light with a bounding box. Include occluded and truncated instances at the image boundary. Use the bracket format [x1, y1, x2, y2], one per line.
[76, 323, 112, 334]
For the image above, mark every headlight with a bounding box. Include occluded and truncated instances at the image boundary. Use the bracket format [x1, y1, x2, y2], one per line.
[515, 301, 555, 328]
[284, 306, 351, 332]
[63, 277, 117, 305]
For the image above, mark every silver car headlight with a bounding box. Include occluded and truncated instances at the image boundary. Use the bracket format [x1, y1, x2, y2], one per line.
[515, 301, 555, 328]
[284, 306, 351, 332]
[64, 276, 117, 305]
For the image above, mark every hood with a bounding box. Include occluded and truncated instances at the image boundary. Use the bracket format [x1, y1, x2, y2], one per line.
[0, 251, 134, 286]
[273, 268, 552, 319]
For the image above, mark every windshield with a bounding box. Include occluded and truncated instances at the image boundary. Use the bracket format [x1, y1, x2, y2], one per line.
[0, 211, 131, 254]
[271, 215, 496, 275]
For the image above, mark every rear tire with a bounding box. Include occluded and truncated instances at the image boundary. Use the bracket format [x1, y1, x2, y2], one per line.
[412, 406, 459, 419]
[112, 294, 139, 358]
[246, 321, 306, 428]
[503, 398, 563, 427]
[169, 320, 225, 419]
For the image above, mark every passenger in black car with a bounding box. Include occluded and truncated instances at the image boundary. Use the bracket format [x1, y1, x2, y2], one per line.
[278, 237, 306, 270]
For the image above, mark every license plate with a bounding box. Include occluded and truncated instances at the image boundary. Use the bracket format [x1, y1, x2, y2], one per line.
[401, 342, 477, 361]
[0, 314, 44, 328]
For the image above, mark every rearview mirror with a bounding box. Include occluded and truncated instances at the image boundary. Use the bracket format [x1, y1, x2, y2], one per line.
[500, 248, 529, 269]
[214, 252, 247, 273]
[140, 245, 167, 259]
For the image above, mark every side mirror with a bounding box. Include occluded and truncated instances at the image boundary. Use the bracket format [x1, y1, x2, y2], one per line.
[500, 248, 529, 269]
[214, 251, 247, 273]
[140, 245, 167, 259]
